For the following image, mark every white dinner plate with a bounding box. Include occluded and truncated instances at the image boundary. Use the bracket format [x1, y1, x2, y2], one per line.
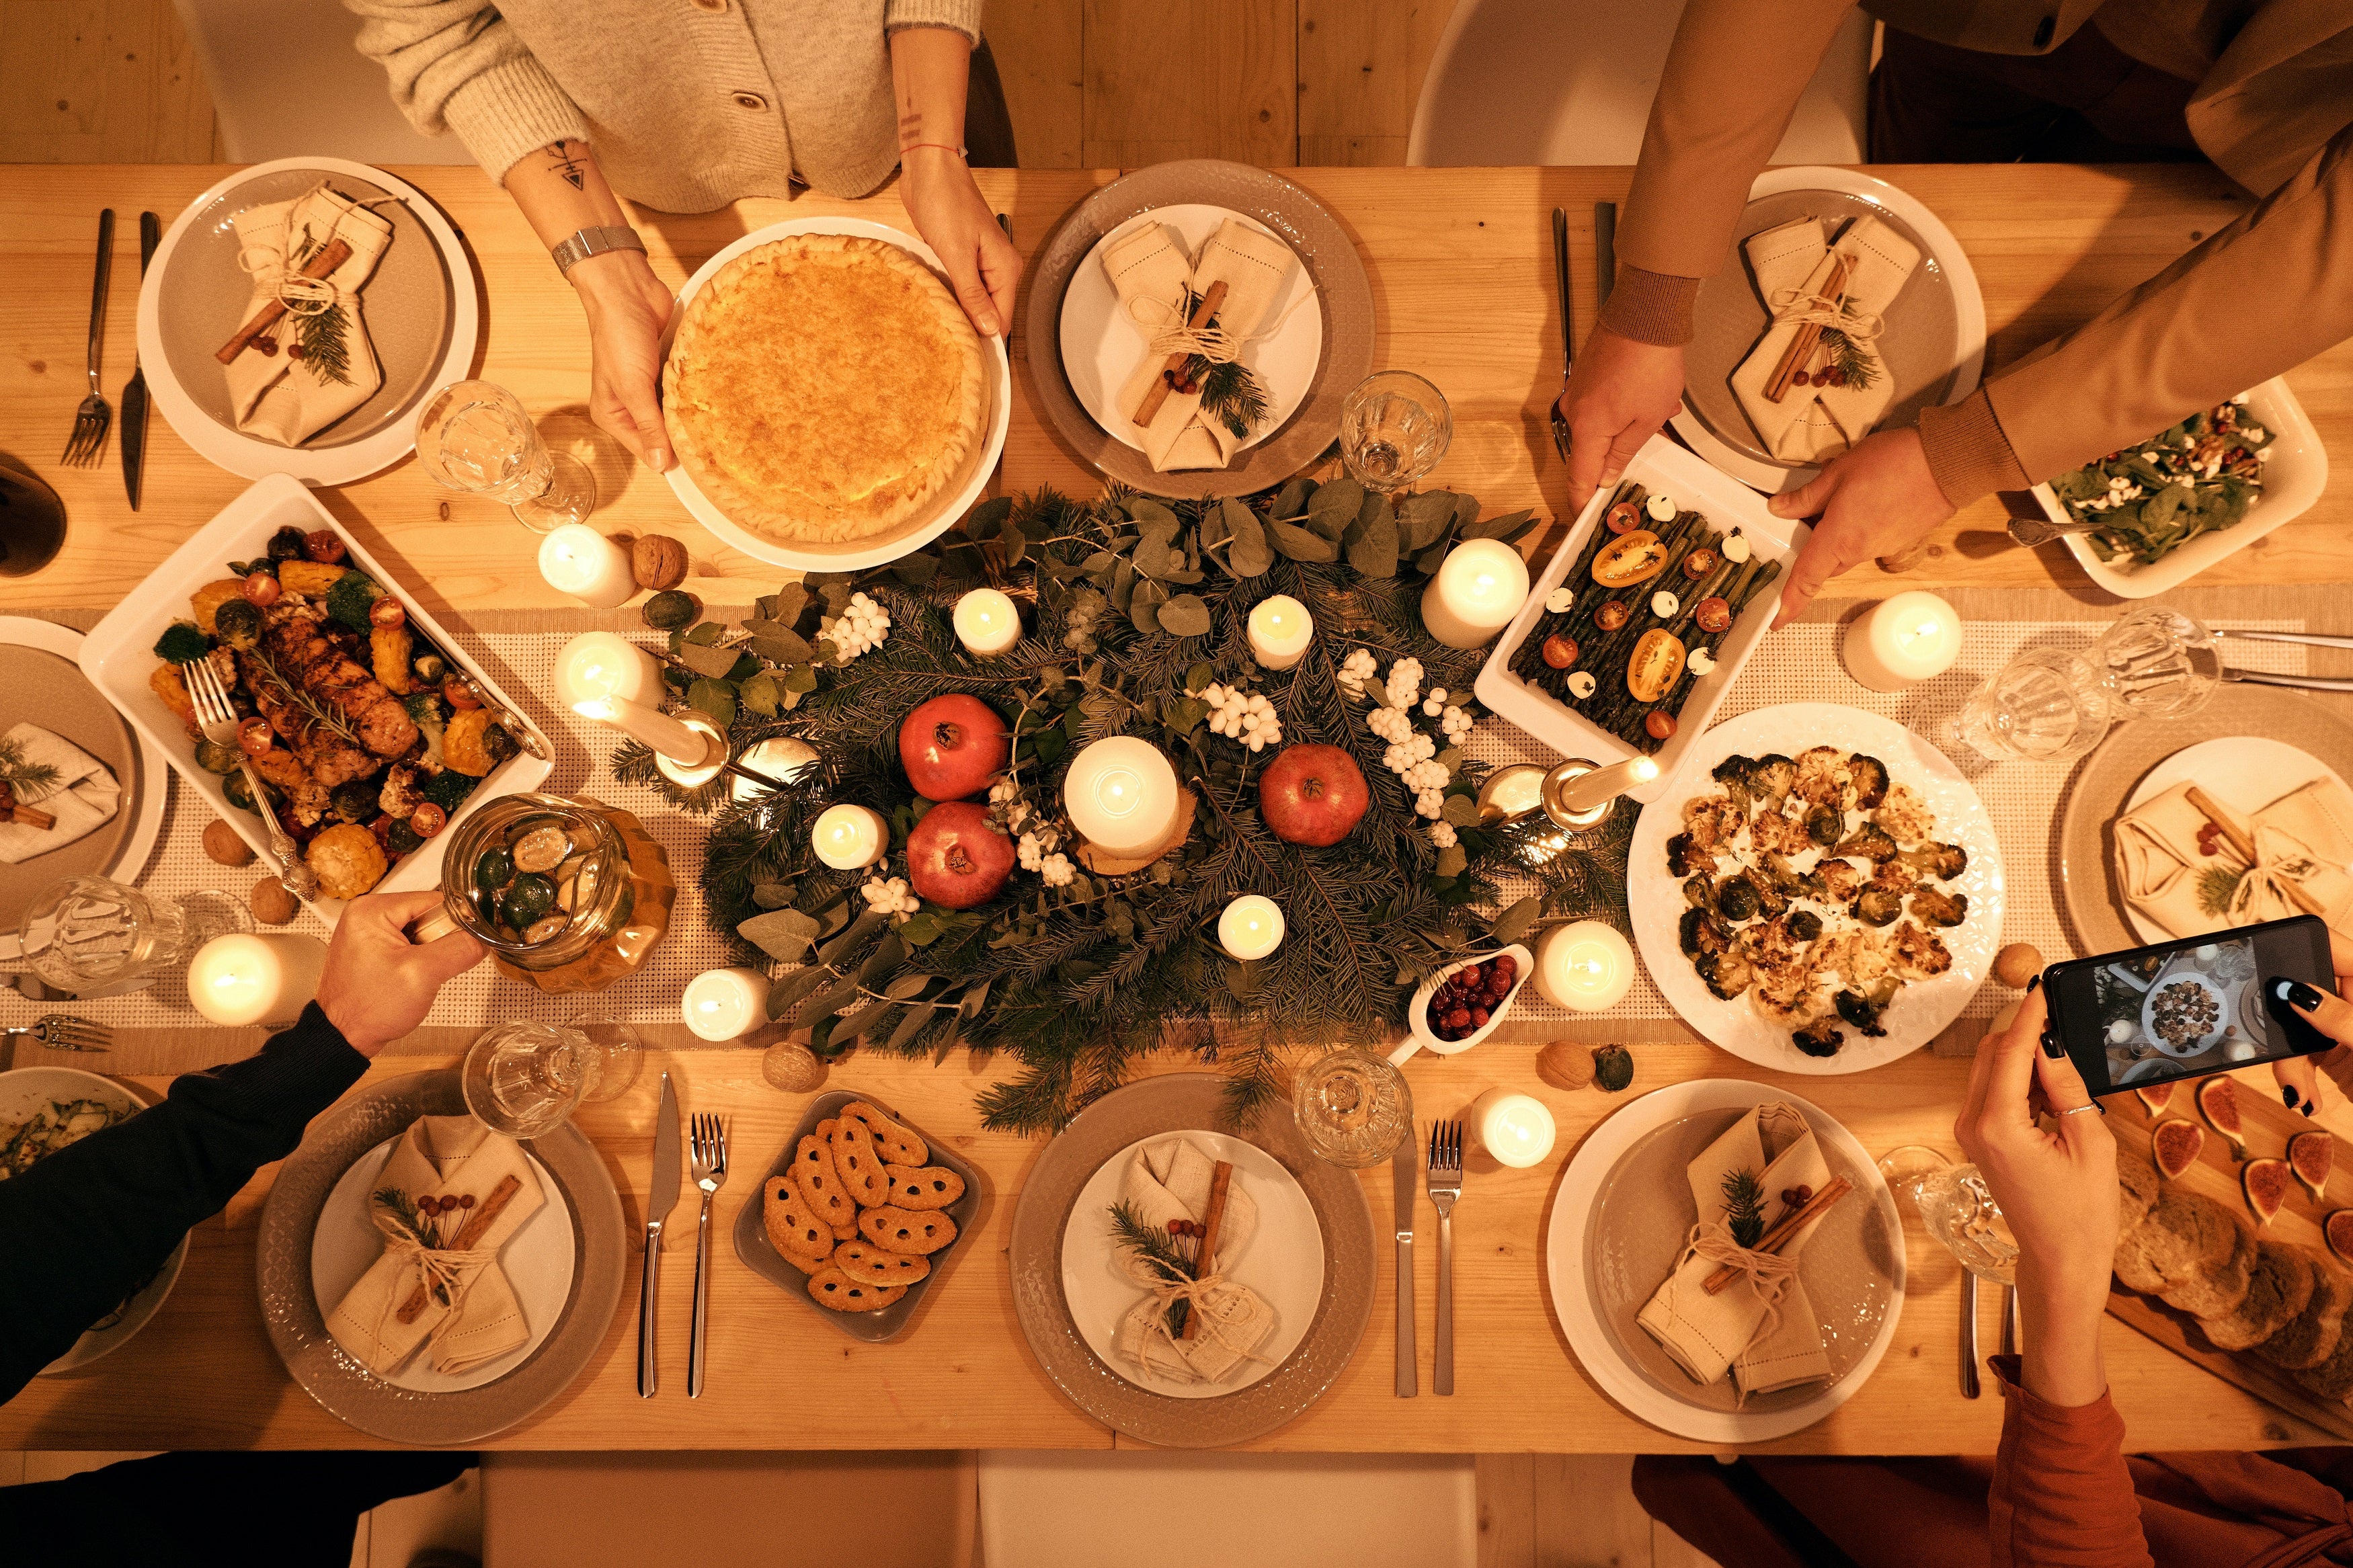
[657, 217, 1012, 573]
[1626, 702, 2005, 1073]
[2119, 736, 2352, 947]
[1059, 1129, 1324, 1400]
[1058, 205, 1322, 457]
[1546, 1078, 1905, 1443]
[310, 1132, 574, 1394]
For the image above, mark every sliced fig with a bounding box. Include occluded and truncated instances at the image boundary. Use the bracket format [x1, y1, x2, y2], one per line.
[2134, 1082, 2176, 1116]
[2151, 1118, 2205, 1180]
[2291, 1130, 2336, 1202]
[2198, 1075, 2246, 1157]
[2329, 1210, 2353, 1267]
[2243, 1157, 2291, 1227]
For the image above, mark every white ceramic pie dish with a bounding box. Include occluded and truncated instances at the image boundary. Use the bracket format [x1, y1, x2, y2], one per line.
[657, 216, 1013, 573]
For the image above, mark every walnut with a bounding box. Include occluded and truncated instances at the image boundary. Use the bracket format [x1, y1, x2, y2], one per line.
[633, 534, 690, 591]
[1536, 1040, 1595, 1091]
[250, 876, 299, 925]
[1993, 942, 2045, 989]
[203, 819, 255, 866]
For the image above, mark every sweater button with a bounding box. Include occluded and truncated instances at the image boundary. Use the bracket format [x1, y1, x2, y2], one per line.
[692, 0, 727, 9]
[731, 91, 768, 112]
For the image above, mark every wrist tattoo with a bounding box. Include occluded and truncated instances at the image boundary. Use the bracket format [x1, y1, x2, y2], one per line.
[543, 140, 591, 192]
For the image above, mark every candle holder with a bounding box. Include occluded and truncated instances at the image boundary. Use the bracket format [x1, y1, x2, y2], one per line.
[1073, 787, 1197, 875]
[651, 711, 729, 788]
[1539, 759, 1620, 829]
[1475, 764, 1550, 826]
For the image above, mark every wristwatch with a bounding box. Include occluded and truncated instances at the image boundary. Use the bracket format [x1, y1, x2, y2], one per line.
[550, 224, 646, 276]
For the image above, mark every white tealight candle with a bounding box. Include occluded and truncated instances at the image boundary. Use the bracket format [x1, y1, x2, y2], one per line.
[1535, 920, 1635, 1012]
[1556, 756, 1661, 815]
[682, 966, 772, 1042]
[1218, 895, 1285, 960]
[812, 804, 888, 870]
[1470, 1086, 1556, 1168]
[1420, 538, 1531, 649]
[1843, 590, 1962, 692]
[553, 632, 663, 706]
[572, 696, 715, 766]
[952, 587, 1023, 656]
[1246, 595, 1314, 670]
[188, 932, 328, 1027]
[1062, 737, 1181, 857]
[537, 524, 637, 608]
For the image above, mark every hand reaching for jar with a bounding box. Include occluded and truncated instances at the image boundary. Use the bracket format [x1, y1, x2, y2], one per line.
[317, 891, 485, 1057]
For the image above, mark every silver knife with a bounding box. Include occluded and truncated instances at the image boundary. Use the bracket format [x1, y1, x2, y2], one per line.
[121, 211, 158, 511]
[1394, 1135, 1418, 1397]
[640, 1070, 680, 1397]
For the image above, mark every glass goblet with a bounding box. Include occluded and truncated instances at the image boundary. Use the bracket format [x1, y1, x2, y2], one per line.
[2093, 605, 2220, 720]
[1946, 647, 2114, 765]
[415, 379, 596, 534]
[461, 1019, 614, 1138]
[1293, 1046, 1414, 1168]
[6, 876, 249, 993]
[1339, 371, 1451, 494]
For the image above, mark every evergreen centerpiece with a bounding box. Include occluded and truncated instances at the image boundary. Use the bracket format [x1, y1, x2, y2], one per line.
[613, 481, 1575, 1132]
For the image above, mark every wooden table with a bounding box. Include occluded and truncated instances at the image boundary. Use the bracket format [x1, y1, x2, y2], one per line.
[1, 163, 2349, 1454]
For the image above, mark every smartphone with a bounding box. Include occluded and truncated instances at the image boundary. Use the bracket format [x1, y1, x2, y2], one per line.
[2043, 914, 2338, 1097]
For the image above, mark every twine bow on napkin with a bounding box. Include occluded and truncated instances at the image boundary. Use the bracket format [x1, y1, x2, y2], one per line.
[1114, 1248, 1278, 1384]
[1101, 218, 1300, 473]
[2115, 779, 2353, 940]
[222, 182, 395, 448]
[1730, 214, 1919, 466]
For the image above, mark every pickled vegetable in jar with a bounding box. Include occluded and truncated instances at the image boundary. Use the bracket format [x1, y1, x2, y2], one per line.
[427, 793, 673, 993]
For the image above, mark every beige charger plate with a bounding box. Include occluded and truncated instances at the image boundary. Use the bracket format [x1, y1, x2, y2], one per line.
[1026, 161, 1375, 499]
[2056, 686, 2353, 956]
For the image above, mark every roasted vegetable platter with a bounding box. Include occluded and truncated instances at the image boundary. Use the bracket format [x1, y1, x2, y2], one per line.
[77, 475, 553, 917]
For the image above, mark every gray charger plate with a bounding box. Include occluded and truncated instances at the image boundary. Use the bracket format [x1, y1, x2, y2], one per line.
[731, 1089, 985, 1342]
[1026, 160, 1375, 499]
[1008, 1072, 1375, 1447]
[257, 1071, 625, 1446]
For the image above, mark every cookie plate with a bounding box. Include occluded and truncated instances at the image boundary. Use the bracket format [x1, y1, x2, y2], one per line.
[731, 1088, 984, 1343]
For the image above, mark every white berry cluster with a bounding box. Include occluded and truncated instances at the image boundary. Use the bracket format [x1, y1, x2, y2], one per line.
[1199, 682, 1281, 751]
[1419, 687, 1474, 741]
[1428, 821, 1458, 849]
[989, 775, 1034, 834]
[861, 872, 919, 921]
[1336, 647, 1379, 699]
[824, 592, 891, 663]
[1016, 821, 1066, 871]
[1355, 655, 1464, 817]
[1385, 657, 1425, 711]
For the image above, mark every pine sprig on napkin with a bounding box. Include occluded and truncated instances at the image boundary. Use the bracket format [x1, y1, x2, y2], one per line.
[1109, 1199, 1195, 1335]
[0, 735, 62, 801]
[1721, 1169, 1767, 1248]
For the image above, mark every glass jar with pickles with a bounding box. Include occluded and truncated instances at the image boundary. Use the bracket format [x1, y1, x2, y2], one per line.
[426, 793, 674, 993]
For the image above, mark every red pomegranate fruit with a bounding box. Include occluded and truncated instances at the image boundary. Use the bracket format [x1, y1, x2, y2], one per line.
[898, 694, 1009, 802]
[1257, 744, 1369, 847]
[905, 801, 1014, 909]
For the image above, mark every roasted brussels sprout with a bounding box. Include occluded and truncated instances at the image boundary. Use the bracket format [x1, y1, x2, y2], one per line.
[1666, 832, 1716, 878]
[1853, 887, 1904, 927]
[212, 597, 264, 651]
[192, 739, 241, 775]
[1805, 804, 1842, 847]
[1898, 841, 1969, 880]
[1680, 905, 1732, 960]
[1761, 852, 1823, 902]
[1698, 948, 1756, 1000]
[1710, 755, 1756, 813]
[1848, 755, 1890, 811]
[1716, 876, 1761, 922]
[329, 780, 378, 823]
[222, 769, 282, 815]
[1752, 754, 1797, 802]
[411, 652, 448, 687]
[1909, 886, 1969, 927]
[1786, 909, 1823, 944]
[1833, 823, 1899, 863]
[386, 821, 425, 856]
[265, 526, 308, 563]
[1792, 1018, 1845, 1057]
[1835, 988, 1890, 1037]
[1683, 873, 1713, 909]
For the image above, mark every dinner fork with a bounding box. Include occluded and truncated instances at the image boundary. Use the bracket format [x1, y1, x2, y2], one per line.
[1427, 1120, 1462, 1397]
[62, 209, 115, 466]
[686, 1112, 729, 1399]
[183, 657, 320, 901]
[0, 1016, 112, 1051]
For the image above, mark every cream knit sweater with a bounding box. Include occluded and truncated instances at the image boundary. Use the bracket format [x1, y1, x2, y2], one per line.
[344, 0, 984, 213]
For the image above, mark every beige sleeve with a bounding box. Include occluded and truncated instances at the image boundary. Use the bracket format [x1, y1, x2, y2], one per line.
[884, 0, 984, 40]
[342, 0, 589, 185]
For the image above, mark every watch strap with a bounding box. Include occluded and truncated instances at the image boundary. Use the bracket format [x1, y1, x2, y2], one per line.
[551, 224, 646, 276]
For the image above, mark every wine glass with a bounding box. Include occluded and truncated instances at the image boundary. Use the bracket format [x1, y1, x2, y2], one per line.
[1293, 1046, 1414, 1167]
[1339, 372, 1451, 494]
[3, 876, 247, 992]
[1947, 647, 2114, 765]
[1880, 1147, 2018, 1286]
[415, 379, 596, 534]
[2093, 605, 2219, 720]
[461, 1012, 636, 1138]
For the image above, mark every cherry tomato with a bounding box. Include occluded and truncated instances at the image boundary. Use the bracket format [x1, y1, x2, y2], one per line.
[1605, 501, 1641, 534]
[1694, 597, 1732, 634]
[369, 596, 407, 630]
[303, 530, 348, 565]
[444, 675, 481, 710]
[1540, 634, 1579, 670]
[242, 571, 282, 608]
[1594, 600, 1630, 632]
[1682, 548, 1719, 579]
[410, 802, 448, 838]
[1644, 710, 1679, 741]
[236, 716, 276, 757]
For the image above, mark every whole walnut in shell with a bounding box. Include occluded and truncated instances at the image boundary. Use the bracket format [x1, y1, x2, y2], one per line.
[632, 534, 689, 591]
[250, 877, 299, 926]
[202, 819, 255, 867]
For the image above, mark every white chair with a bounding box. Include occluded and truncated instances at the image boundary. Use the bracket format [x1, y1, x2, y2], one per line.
[1407, 0, 1874, 167]
[977, 1451, 1478, 1568]
[169, 0, 473, 165]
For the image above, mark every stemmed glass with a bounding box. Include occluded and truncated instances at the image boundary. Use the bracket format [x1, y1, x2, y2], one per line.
[1293, 1046, 1414, 1167]
[1339, 371, 1451, 495]
[1946, 647, 2114, 765]
[1, 876, 247, 993]
[461, 1009, 643, 1137]
[415, 379, 596, 534]
[2093, 605, 2219, 720]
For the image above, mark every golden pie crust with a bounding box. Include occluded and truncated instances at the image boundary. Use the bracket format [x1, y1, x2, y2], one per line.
[664, 235, 986, 544]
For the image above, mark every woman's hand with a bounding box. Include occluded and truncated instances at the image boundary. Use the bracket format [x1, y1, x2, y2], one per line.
[1557, 327, 1685, 513]
[571, 248, 678, 472]
[2271, 930, 2353, 1114]
[900, 147, 1019, 339]
[1764, 427, 1954, 626]
[1956, 985, 2118, 1405]
[317, 891, 485, 1057]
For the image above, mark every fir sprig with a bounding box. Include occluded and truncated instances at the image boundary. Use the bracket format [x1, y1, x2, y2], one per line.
[296, 302, 354, 386]
[1109, 1199, 1195, 1335]
[1182, 355, 1271, 440]
[1722, 1169, 1767, 1248]
[0, 735, 63, 800]
[1817, 326, 1879, 393]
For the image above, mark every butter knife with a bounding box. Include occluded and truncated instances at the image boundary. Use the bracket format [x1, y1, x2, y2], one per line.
[1394, 1134, 1418, 1397]
[639, 1070, 680, 1398]
[121, 211, 158, 511]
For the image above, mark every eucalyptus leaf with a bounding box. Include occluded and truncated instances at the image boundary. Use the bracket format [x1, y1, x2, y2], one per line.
[891, 553, 941, 587]
[1227, 958, 1261, 1000]
[1307, 476, 1365, 539]
[885, 1001, 935, 1051]
[684, 622, 726, 647]
[1267, 520, 1340, 563]
[817, 908, 886, 966]
[1129, 499, 1181, 536]
[1185, 661, 1216, 694]
[780, 663, 819, 695]
[963, 495, 1012, 541]
[1165, 696, 1210, 735]
[1434, 843, 1468, 879]
[750, 880, 796, 909]
[765, 964, 832, 1020]
[1272, 477, 1314, 520]
[1490, 895, 1542, 945]
[674, 639, 740, 679]
[1110, 555, 1137, 611]
[1415, 538, 1452, 576]
[1398, 490, 1459, 551]
[898, 911, 941, 946]
[857, 929, 906, 987]
[883, 972, 932, 1003]
[838, 998, 892, 1043]
[1158, 593, 1213, 638]
[746, 626, 813, 666]
[1441, 794, 1482, 827]
[1224, 505, 1273, 577]
[1083, 549, 1120, 574]
[739, 907, 822, 962]
[1434, 746, 1464, 770]
[1345, 507, 1400, 578]
[738, 671, 781, 717]
[957, 977, 992, 1019]
[1130, 577, 1170, 633]
[1000, 520, 1028, 565]
[1032, 727, 1068, 765]
[685, 678, 737, 726]
[1462, 506, 1536, 542]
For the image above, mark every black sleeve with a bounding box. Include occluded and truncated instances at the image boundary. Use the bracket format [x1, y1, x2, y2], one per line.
[0, 1003, 367, 1403]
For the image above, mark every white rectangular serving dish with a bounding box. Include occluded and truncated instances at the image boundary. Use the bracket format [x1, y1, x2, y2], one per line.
[2040, 376, 2327, 599]
[79, 473, 553, 923]
[1474, 436, 1806, 805]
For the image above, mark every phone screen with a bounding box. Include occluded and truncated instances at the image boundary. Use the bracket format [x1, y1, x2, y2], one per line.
[2046, 915, 2336, 1097]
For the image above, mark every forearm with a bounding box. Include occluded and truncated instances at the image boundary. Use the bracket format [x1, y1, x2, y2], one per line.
[1988, 1346, 2152, 1568]
[504, 138, 631, 251]
[890, 25, 973, 164]
[344, 0, 584, 184]
[2016, 1266, 2110, 1407]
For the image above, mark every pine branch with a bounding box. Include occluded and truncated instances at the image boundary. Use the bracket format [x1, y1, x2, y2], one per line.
[0, 735, 63, 800]
[1722, 1169, 1767, 1248]
[296, 302, 354, 386]
[1109, 1198, 1195, 1336]
[1817, 326, 1879, 393]
[1185, 357, 1270, 440]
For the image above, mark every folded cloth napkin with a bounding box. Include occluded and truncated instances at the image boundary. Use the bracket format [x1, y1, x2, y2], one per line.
[1113, 1135, 1273, 1383]
[326, 1115, 546, 1378]
[1731, 214, 1919, 465]
[0, 722, 120, 864]
[223, 182, 394, 448]
[1103, 217, 1298, 472]
[2115, 778, 2353, 940]
[1635, 1101, 1836, 1397]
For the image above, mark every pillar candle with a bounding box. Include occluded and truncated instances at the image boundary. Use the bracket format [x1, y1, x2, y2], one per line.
[1843, 591, 1962, 692]
[812, 804, 888, 870]
[1420, 538, 1529, 649]
[1062, 737, 1181, 856]
[1218, 895, 1285, 960]
[952, 588, 1023, 655]
[682, 966, 771, 1042]
[572, 696, 713, 766]
[552, 632, 663, 706]
[1470, 1087, 1556, 1168]
[1246, 595, 1314, 670]
[188, 932, 327, 1027]
[1555, 756, 1660, 814]
[1535, 920, 1634, 1012]
[537, 524, 637, 608]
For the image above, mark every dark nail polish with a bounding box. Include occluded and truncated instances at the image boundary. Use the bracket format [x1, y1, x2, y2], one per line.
[2282, 979, 2329, 1013]
[2286, 1085, 2301, 1108]
[2040, 1030, 2063, 1059]
[2307, 1104, 2319, 1118]
[2026, 974, 2042, 994]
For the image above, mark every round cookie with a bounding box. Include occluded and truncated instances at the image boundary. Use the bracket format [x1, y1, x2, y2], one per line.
[2258, 1253, 2353, 1371]
[883, 1163, 966, 1211]
[793, 1129, 859, 1230]
[836, 1240, 932, 1286]
[858, 1204, 958, 1255]
[2159, 1217, 2256, 1319]
[807, 1266, 909, 1313]
[2200, 1237, 2315, 1351]
[762, 1175, 834, 1272]
[828, 1114, 889, 1208]
[843, 1100, 928, 1165]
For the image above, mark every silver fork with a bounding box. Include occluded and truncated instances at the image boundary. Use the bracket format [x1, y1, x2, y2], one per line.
[686, 1112, 729, 1399]
[1, 1016, 112, 1051]
[1427, 1120, 1462, 1397]
[183, 657, 320, 901]
[62, 209, 115, 466]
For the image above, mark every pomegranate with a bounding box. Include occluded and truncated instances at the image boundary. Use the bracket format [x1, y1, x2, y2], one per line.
[906, 801, 1014, 909]
[898, 694, 1009, 802]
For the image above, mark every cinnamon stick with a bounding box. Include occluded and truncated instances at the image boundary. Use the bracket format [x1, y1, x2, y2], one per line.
[1763, 255, 1849, 405]
[2186, 786, 2325, 917]
[215, 238, 354, 364]
[1132, 279, 1230, 428]
[1179, 1159, 1236, 1341]
[394, 1173, 524, 1324]
[3, 804, 56, 831]
[1703, 1175, 1853, 1294]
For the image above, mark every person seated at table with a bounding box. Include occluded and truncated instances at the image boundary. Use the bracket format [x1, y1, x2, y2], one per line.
[1558, 0, 2353, 625]
[342, 0, 1019, 475]
[1637, 946, 2353, 1567]
[0, 890, 484, 1401]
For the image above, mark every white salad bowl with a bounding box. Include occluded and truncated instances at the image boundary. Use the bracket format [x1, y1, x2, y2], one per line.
[1390, 943, 1533, 1065]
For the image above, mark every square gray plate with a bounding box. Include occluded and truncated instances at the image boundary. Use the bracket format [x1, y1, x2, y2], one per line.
[731, 1089, 985, 1342]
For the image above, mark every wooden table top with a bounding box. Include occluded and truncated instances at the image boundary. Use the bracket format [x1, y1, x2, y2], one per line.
[0, 161, 2348, 1454]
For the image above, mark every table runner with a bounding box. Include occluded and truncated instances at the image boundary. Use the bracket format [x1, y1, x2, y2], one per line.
[3, 587, 2328, 1072]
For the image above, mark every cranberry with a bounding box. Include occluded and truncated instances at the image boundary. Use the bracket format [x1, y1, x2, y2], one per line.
[1492, 955, 1517, 979]
[1447, 1009, 1472, 1031]
[1469, 1008, 1490, 1028]
[458, 1194, 476, 1209]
